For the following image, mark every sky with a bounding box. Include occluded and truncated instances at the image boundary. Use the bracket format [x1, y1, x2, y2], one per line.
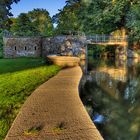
[11, 0, 66, 17]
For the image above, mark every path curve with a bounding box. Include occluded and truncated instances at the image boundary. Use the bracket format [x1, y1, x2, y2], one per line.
[5, 66, 103, 140]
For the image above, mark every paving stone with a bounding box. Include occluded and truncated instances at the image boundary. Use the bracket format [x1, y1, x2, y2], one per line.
[5, 66, 103, 140]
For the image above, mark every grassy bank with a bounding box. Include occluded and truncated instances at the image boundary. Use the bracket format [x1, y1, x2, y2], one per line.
[0, 58, 48, 74]
[0, 58, 61, 139]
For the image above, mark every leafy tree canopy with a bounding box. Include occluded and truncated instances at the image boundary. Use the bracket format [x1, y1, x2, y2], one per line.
[28, 9, 54, 36]
[126, 3, 140, 43]
[0, 0, 20, 28]
[53, 0, 81, 35]
[10, 13, 38, 36]
[10, 9, 54, 37]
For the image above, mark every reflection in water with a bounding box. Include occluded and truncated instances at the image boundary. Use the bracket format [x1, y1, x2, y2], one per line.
[80, 57, 140, 140]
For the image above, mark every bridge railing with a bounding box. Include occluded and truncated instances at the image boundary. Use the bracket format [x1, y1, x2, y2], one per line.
[86, 35, 127, 43]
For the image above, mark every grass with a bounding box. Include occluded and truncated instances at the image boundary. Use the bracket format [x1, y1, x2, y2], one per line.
[0, 58, 61, 139]
[0, 58, 48, 74]
[24, 125, 43, 136]
[52, 122, 66, 134]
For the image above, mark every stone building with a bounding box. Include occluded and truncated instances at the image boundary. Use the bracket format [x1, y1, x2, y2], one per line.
[3, 37, 42, 58]
[3, 36, 86, 59]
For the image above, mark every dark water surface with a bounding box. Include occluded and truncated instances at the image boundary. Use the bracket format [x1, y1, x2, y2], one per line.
[80, 57, 140, 140]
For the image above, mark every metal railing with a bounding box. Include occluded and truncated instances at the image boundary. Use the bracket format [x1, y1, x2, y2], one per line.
[86, 35, 127, 44]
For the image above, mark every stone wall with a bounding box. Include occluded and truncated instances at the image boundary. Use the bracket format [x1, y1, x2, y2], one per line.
[42, 36, 86, 59]
[3, 36, 87, 59]
[3, 37, 42, 58]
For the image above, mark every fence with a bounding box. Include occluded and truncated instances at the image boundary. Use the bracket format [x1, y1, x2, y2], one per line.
[86, 35, 127, 44]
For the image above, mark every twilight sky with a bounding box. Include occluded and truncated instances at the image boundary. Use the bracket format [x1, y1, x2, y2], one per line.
[11, 0, 66, 17]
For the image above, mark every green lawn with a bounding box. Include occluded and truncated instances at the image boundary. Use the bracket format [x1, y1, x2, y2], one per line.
[0, 58, 61, 139]
[0, 58, 48, 74]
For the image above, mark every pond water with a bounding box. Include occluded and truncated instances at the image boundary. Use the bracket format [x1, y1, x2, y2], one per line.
[80, 57, 140, 140]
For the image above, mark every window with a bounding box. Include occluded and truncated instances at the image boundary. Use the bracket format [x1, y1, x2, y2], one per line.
[25, 46, 27, 50]
[35, 46, 37, 50]
[15, 46, 16, 50]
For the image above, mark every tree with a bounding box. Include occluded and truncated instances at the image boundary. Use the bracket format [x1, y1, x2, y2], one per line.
[10, 13, 38, 36]
[78, 0, 128, 34]
[28, 9, 54, 36]
[10, 9, 54, 36]
[0, 0, 20, 28]
[53, 0, 81, 34]
[54, 0, 129, 34]
[126, 3, 140, 45]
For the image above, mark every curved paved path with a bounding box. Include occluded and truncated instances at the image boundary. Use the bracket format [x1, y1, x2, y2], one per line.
[5, 66, 103, 140]
[47, 56, 80, 67]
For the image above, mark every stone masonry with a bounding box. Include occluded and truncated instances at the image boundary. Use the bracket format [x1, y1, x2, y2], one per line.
[3, 37, 42, 58]
[3, 35, 87, 59]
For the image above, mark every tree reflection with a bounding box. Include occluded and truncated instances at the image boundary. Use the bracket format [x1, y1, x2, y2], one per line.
[80, 57, 140, 140]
